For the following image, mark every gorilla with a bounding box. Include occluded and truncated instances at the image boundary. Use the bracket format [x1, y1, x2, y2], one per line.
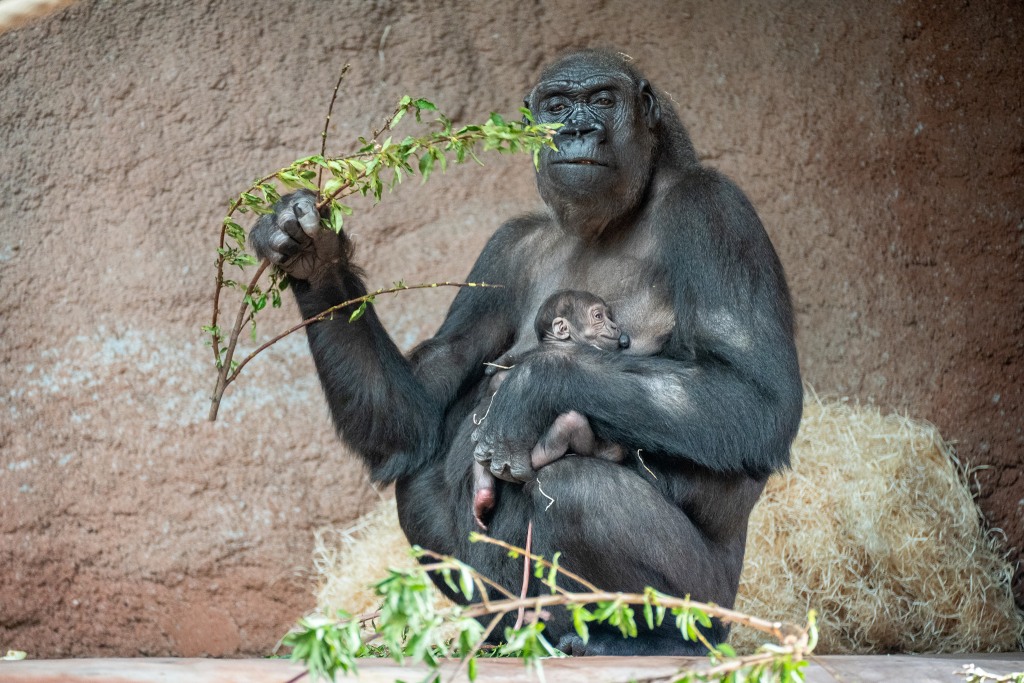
[250, 49, 802, 655]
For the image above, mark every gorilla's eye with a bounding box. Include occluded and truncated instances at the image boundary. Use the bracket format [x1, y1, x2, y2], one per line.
[595, 96, 614, 106]
[547, 101, 568, 114]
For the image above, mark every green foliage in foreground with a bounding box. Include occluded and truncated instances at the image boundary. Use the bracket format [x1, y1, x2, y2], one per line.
[283, 541, 817, 683]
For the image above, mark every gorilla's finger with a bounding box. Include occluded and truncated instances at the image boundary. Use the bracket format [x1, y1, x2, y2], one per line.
[271, 231, 303, 259]
[278, 208, 306, 242]
[294, 197, 321, 236]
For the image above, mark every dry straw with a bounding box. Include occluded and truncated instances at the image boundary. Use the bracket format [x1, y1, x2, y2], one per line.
[732, 391, 1023, 653]
[313, 393, 1024, 654]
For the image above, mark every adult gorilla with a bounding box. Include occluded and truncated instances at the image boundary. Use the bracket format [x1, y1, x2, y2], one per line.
[251, 49, 802, 655]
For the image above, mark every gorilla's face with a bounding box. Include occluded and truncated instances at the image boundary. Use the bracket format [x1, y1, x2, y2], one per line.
[527, 52, 661, 236]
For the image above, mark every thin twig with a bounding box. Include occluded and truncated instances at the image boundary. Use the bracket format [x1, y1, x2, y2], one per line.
[417, 550, 519, 602]
[226, 280, 501, 385]
[445, 611, 503, 683]
[317, 64, 351, 193]
[208, 259, 269, 421]
[629, 651, 787, 683]
[452, 591, 760, 632]
[513, 520, 534, 630]
[470, 534, 810, 644]
[209, 167, 290, 365]
[472, 533, 601, 593]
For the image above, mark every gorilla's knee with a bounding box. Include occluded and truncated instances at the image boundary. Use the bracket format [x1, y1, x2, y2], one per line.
[527, 457, 624, 518]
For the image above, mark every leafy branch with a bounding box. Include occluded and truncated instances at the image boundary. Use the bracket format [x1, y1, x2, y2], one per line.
[960, 665, 1024, 683]
[204, 74, 560, 421]
[283, 534, 818, 683]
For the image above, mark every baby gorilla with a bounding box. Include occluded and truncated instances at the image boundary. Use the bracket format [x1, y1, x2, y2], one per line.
[472, 290, 631, 529]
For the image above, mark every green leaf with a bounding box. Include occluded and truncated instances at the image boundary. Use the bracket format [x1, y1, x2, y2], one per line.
[278, 170, 317, 192]
[418, 152, 435, 182]
[323, 176, 346, 197]
[223, 219, 246, 248]
[441, 567, 459, 595]
[391, 105, 407, 129]
[546, 551, 561, 593]
[260, 183, 281, 204]
[570, 604, 593, 643]
[457, 564, 475, 601]
[349, 300, 368, 323]
[643, 601, 654, 630]
[329, 202, 346, 233]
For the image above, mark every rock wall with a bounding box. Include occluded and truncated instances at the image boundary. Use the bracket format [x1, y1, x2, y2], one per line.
[1, 0, 1020, 656]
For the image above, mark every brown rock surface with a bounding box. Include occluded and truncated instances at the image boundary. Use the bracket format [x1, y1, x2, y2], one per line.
[1, 0, 1020, 656]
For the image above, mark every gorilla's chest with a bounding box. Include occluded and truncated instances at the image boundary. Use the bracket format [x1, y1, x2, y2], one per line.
[515, 241, 676, 357]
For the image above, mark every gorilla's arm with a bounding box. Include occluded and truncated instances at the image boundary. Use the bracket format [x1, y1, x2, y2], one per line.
[251, 192, 525, 482]
[473, 172, 803, 480]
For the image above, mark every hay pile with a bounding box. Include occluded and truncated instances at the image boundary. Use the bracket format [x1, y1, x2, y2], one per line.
[314, 498, 429, 619]
[313, 394, 1024, 653]
[731, 392, 1022, 653]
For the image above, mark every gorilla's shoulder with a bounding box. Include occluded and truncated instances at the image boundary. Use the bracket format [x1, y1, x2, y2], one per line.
[485, 212, 555, 251]
[658, 166, 764, 236]
[661, 165, 744, 203]
[496, 212, 554, 237]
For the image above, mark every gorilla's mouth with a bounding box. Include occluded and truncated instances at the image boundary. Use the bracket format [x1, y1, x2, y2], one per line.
[555, 159, 607, 167]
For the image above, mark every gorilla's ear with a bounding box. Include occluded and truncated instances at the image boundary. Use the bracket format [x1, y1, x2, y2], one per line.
[638, 80, 661, 129]
[522, 95, 532, 125]
[551, 317, 571, 340]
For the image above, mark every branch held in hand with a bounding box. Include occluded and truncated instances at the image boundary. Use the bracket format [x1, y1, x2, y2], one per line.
[204, 68, 560, 421]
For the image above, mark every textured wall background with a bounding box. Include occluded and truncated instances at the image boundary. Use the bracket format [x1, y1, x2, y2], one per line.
[1, 0, 1020, 656]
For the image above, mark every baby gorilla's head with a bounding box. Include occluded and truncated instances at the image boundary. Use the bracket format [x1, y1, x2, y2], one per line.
[534, 290, 630, 351]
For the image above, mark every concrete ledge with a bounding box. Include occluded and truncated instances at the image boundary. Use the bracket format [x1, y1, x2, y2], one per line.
[1, 654, 1022, 683]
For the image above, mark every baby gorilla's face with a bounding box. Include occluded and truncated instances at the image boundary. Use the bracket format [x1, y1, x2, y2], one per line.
[576, 302, 628, 351]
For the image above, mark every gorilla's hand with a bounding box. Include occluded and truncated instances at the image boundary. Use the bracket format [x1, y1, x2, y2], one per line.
[249, 190, 348, 283]
[471, 375, 542, 483]
[472, 422, 536, 483]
